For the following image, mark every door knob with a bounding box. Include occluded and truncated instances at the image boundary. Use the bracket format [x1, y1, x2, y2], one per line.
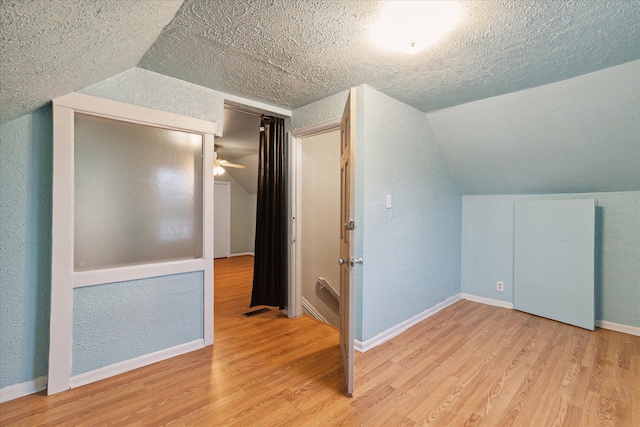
[338, 258, 349, 265]
[350, 258, 363, 266]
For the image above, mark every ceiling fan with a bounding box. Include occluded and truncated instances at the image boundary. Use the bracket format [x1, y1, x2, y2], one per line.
[213, 152, 245, 176]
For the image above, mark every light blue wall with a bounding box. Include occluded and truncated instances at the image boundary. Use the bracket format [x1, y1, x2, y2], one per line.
[0, 108, 52, 389]
[1, 68, 228, 392]
[427, 60, 640, 195]
[80, 67, 226, 136]
[290, 90, 349, 129]
[461, 196, 517, 303]
[71, 70, 226, 375]
[462, 192, 640, 327]
[3, 63, 636, 393]
[72, 272, 204, 375]
[291, 88, 365, 339]
[359, 86, 462, 341]
[291, 86, 463, 342]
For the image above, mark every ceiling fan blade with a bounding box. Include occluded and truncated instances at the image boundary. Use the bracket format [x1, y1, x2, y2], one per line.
[219, 161, 245, 169]
[214, 155, 246, 169]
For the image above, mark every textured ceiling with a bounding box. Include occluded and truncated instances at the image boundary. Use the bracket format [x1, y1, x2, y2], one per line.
[427, 60, 640, 195]
[1, 0, 638, 196]
[140, 0, 640, 112]
[0, 0, 183, 122]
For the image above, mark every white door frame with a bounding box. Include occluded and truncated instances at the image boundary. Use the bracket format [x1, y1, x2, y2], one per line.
[287, 118, 341, 318]
[49, 92, 216, 394]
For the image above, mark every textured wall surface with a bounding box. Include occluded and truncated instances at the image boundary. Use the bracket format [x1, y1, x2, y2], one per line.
[139, 0, 640, 113]
[0, 0, 183, 122]
[427, 60, 640, 195]
[461, 197, 517, 304]
[462, 192, 640, 327]
[292, 84, 461, 341]
[80, 68, 225, 136]
[292, 87, 365, 339]
[0, 107, 52, 389]
[360, 86, 462, 341]
[73, 71, 215, 378]
[3, 1, 640, 122]
[72, 272, 204, 376]
[1, 68, 225, 393]
[290, 90, 349, 130]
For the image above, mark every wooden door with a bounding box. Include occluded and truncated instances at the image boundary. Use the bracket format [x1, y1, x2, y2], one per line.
[339, 88, 356, 397]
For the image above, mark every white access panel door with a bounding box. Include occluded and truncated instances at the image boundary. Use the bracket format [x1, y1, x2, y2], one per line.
[514, 199, 596, 330]
[214, 181, 231, 258]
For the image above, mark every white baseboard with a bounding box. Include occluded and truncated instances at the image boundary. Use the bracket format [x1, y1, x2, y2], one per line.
[596, 320, 640, 336]
[230, 252, 254, 257]
[0, 375, 48, 403]
[70, 339, 204, 389]
[462, 293, 639, 336]
[354, 294, 462, 353]
[461, 293, 514, 309]
[302, 297, 329, 324]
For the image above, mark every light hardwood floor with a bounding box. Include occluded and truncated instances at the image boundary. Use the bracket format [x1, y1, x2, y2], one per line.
[1, 255, 638, 426]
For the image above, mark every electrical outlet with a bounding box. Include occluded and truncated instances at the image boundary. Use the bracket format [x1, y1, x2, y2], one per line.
[497, 281, 504, 292]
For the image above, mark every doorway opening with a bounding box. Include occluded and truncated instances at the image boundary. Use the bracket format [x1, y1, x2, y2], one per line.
[291, 128, 341, 326]
[288, 119, 341, 322]
[214, 101, 289, 316]
[213, 105, 261, 259]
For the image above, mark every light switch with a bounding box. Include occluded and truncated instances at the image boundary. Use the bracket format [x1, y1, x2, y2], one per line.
[386, 194, 392, 208]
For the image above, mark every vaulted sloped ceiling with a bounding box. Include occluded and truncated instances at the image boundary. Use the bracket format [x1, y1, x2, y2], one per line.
[1, 0, 639, 195]
[140, 0, 640, 113]
[0, 0, 183, 122]
[2, 0, 639, 121]
[427, 60, 640, 195]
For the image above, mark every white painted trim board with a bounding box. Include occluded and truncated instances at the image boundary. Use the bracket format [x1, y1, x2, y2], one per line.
[49, 93, 216, 394]
[0, 375, 48, 403]
[461, 293, 514, 309]
[355, 294, 462, 353]
[462, 293, 639, 336]
[230, 252, 255, 257]
[70, 339, 204, 389]
[301, 297, 329, 324]
[354, 293, 640, 354]
[595, 320, 640, 337]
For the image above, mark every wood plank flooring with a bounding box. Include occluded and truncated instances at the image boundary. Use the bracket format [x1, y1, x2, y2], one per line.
[1, 255, 638, 426]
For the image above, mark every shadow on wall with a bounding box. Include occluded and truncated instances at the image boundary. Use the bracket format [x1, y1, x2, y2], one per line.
[31, 107, 53, 378]
[0, 106, 53, 388]
[316, 277, 339, 323]
[595, 206, 603, 320]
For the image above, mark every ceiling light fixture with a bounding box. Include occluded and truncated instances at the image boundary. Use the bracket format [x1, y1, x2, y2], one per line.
[212, 152, 245, 176]
[371, 1, 462, 54]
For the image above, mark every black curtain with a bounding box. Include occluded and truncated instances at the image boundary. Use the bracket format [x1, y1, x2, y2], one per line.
[250, 116, 287, 308]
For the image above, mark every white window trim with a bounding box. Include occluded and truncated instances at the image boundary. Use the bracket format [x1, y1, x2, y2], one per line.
[49, 92, 215, 395]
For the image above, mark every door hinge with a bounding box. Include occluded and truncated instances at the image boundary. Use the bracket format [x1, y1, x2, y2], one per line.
[344, 220, 355, 231]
